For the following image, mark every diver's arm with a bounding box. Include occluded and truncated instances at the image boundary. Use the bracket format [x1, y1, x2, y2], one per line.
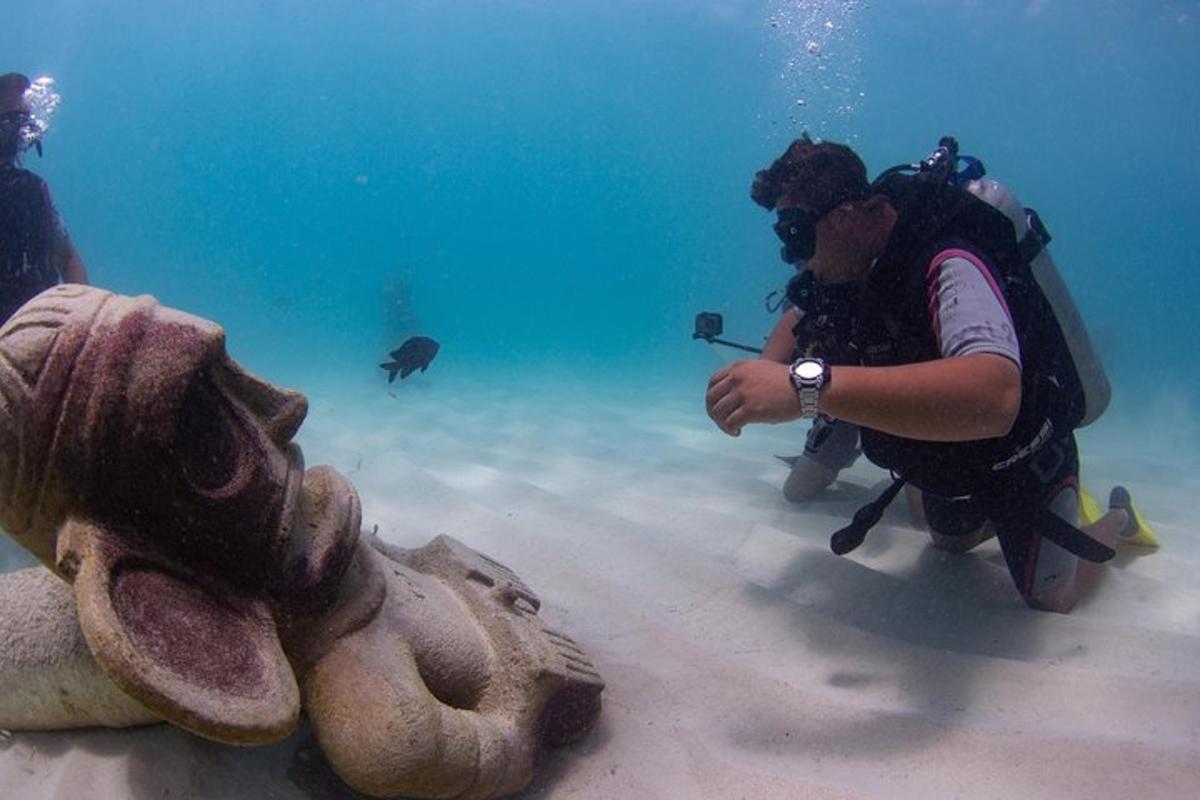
[43, 183, 89, 285]
[819, 353, 1020, 441]
[760, 308, 800, 363]
[814, 251, 1022, 440]
[54, 236, 88, 284]
[706, 353, 1019, 441]
[708, 253, 1022, 441]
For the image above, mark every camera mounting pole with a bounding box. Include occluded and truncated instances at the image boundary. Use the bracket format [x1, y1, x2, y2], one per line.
[692, 312, 763, 354]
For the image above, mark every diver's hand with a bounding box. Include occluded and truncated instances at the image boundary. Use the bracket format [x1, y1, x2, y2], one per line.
[706, 359, 802, 436]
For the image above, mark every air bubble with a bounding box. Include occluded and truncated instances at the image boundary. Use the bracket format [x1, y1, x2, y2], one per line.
[20, 76, 61, 149]
[765, 1, 865, 131]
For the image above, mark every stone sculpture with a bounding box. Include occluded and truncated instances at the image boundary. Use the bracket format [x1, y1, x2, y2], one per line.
[0, 284, 603, 799]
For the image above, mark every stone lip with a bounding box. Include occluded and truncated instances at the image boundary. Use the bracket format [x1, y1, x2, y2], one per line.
[270, 465, 363, 614]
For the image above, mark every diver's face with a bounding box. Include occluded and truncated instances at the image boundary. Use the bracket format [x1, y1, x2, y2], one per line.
[807, 206, 858, 285]
[777, 199, 878, 286]
[775, 198, 849, 283]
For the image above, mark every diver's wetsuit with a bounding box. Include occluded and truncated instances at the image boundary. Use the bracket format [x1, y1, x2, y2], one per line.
[0, 163, 68, 323]
[851, 174, 1092, 603]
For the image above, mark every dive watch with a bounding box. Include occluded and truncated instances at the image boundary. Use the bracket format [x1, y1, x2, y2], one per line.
[789, 357, 830, 419]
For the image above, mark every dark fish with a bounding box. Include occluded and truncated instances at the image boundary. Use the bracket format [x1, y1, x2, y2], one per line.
[380, 336, 440, 383]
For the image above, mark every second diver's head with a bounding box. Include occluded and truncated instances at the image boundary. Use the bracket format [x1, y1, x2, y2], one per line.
[0, 73, 37, 163]
[751, 133, 893, 285]
[0, 72, 31, 115]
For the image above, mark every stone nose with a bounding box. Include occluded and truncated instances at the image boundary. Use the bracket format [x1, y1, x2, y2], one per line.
[215, 360, 308, 445]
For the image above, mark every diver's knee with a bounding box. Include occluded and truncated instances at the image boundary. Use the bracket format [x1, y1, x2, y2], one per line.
[927, 522, 994, 554]
[928, 529, 983, 554]
[1021, 586, 1079, 614]
[782, 460, 837, 502]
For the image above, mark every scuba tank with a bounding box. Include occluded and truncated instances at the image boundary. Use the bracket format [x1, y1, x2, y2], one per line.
[962, 176, 1110, 425]
[874, 137, 1111, 426]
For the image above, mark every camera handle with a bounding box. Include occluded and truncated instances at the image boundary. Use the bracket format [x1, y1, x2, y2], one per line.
[692, 332, 763, 355]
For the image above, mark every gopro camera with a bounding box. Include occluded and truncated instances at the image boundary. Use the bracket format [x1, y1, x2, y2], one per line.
[693, 312, 723, 342]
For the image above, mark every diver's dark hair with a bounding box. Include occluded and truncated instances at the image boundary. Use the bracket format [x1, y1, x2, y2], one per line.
[750, 133, 870, 212]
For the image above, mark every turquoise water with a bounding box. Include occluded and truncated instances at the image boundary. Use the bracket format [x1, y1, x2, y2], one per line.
[6, 0, 1199, 411]
[3, 4, 1200, 796]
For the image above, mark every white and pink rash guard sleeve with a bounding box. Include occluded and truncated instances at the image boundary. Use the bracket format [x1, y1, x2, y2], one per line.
[925, 248, 1021, 367]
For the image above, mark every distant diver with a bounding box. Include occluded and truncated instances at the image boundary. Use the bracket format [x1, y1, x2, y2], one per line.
[380, 336, 440, 383]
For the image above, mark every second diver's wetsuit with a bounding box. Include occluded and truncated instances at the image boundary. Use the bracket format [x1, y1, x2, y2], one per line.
[0, 162, 68, 323]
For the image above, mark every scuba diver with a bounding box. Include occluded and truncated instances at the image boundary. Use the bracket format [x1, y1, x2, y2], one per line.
[706, 133, 1156, 613]
[0, 72, 88, 324]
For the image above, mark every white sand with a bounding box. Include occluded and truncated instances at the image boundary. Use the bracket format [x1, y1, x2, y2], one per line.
[1, 370, 1197, 799]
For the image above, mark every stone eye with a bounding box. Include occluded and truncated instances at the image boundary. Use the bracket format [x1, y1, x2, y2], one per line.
[176, 377, 241, 492]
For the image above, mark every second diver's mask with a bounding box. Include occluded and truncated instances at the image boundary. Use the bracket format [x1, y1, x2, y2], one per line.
[0, 75, 60, 160]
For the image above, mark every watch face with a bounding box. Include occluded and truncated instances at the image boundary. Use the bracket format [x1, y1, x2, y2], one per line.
[794, 360, 824, 381]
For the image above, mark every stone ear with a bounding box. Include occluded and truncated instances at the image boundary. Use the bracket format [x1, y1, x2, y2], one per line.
[56, 517, 300, 745]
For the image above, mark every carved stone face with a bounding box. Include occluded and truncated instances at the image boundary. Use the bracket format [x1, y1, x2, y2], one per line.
[162, 355, 356, 607]
[0, 287, 356, 604]
[0, 286, 361, 741]
[82, 327, 309, 594]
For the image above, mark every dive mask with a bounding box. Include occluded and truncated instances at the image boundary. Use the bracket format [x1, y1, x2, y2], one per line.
[0, 75, 59, 159]
[774, 206, 821, 264]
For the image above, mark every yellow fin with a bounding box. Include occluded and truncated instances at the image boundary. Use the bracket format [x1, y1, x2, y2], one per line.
[1079, 488, 1103, 527]
[1110, 486, 1161, 549]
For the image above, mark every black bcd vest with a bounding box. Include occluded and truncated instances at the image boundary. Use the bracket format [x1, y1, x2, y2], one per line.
[0, 164, 59, 322]
[852, 174, 1085, 498]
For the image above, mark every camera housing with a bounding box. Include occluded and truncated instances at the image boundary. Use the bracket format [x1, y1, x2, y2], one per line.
[692, 312, 723, 342]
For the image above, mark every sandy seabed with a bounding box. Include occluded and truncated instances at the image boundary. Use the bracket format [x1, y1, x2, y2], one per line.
[1, 370, 1197, 800]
